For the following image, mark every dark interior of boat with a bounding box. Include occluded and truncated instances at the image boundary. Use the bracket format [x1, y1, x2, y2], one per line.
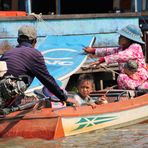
[90, 89, 148, 103]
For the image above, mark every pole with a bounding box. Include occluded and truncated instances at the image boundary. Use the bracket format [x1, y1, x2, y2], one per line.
[25, 0, 32, 14]
[56, 0, 61, 15]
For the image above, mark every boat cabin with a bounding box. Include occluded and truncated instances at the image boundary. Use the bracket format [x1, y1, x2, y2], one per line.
[0, 0, 148, 15]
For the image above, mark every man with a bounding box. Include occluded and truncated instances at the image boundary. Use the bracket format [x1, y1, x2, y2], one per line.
[0, 25, 79, 107]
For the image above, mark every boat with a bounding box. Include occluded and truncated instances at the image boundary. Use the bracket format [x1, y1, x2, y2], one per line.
[1, 1, 148, 93]
[0, 1, 148, 140]
[0, 89, 147, 140]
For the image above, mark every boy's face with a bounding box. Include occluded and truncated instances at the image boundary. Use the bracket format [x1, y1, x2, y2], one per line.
[78, 80, 93, 98]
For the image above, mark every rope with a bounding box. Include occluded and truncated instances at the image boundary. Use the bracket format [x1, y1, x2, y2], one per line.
[99, 64, 120, 75]
[29, 13, 58, 35]
[30, 13, 43, 21]
[82, 56, 120, 75]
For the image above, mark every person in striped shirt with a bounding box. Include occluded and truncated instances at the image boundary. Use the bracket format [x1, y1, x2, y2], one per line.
[0, 25, 79, 107]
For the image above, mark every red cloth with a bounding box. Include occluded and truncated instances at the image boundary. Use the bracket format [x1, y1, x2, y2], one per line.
[91, 48, 96, 54]
[99, 57, 105, 63]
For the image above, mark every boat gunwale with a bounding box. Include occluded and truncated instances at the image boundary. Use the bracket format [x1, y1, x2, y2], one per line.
[54, 95, 148, 117]
[1, 94, 148, 120]
[0, 12, 142, 21]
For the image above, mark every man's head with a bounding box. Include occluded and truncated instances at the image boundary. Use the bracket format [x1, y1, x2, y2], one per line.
[18, 25, 37, 40]
[17, 25, 37, 46]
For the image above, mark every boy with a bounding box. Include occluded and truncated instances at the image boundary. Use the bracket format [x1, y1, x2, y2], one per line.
[74, 74, 108, 107]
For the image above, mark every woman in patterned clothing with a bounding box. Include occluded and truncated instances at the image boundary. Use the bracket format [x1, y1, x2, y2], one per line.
[83, 24, 148, 90]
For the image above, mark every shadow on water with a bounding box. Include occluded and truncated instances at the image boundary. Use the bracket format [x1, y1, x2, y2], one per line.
[0, 123, 147, 148]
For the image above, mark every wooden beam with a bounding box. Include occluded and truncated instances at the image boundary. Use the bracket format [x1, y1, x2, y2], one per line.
[56, 0, 61, 15]
[11, 0, 18, 10]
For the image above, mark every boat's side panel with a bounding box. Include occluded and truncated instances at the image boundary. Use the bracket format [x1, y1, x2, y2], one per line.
[0, 18, 138, 36]
[55, 95, 148, 117]
[0, 17, 138, 47]
[61, 105, 148, 136]
[0, 94, 147, 140]
[0, 116, 64, 140]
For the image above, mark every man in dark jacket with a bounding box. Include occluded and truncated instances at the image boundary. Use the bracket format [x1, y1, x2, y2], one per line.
[0, 25, 79, 107]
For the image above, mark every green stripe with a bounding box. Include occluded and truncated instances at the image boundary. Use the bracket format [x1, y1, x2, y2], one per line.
[73, 116, 117, 131]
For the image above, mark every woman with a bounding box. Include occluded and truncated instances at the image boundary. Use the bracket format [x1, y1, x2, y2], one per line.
[83, 24, 148, 89]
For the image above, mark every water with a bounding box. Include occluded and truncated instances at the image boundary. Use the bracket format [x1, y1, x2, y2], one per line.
[0, 122, 147, 148]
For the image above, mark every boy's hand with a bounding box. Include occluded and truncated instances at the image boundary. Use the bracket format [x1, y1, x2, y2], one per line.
[96, 97, 108, 105]
[100, 97, 108, 104]
[87, 102, 97, 108]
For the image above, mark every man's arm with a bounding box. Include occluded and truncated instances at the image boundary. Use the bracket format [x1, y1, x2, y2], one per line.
[32, 51, 68, 101]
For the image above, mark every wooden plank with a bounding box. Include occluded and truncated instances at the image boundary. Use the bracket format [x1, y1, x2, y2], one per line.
[0, 17, 139, 37]
[0, 13, 139, 55]
[11, 0, 18, 10]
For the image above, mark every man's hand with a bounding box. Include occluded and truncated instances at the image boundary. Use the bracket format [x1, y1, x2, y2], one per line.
[66, 98, 80, 107]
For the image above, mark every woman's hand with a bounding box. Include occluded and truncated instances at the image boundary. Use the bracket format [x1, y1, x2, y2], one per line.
[83, 47, 95, 54]
[89, 61, 100, 68]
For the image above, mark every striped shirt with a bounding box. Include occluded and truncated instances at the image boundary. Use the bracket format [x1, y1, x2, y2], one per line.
[0, 42, 67, 101]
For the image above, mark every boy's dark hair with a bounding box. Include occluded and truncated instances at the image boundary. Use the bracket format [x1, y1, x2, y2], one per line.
[77, 74, 94, 87]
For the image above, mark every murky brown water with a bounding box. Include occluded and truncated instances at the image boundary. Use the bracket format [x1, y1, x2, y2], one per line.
[0, 123, 147, 148]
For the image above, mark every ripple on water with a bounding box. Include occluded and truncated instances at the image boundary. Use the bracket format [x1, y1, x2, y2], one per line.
[0, 123, 147, 148]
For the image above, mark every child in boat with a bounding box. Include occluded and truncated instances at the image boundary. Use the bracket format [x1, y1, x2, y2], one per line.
[83, 24, 148, 87]
[74, 74, 108, 107]
[117, 60, 148, 90]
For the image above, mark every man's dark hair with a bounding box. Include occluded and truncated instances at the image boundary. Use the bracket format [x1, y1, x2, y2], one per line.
[17, 35, 36, 44]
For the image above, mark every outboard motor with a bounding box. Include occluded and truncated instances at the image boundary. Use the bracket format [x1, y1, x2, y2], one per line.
[0, 75, 28, 109]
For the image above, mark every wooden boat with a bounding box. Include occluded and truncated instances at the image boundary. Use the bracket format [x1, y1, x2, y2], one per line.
[0, 1, 148, 140]
[0, 89, 147, 140]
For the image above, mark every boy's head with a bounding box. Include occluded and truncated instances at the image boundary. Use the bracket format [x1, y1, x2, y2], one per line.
[77, 74, 94, 98]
